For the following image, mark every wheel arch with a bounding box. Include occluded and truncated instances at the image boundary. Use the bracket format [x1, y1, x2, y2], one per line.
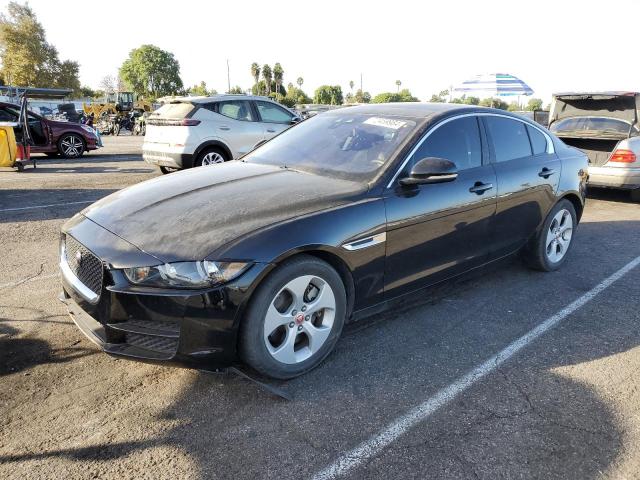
[558, 192, 584, 222]
[193, 140, 233, 161]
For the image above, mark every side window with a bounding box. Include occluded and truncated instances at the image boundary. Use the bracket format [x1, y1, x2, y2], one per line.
[255, 101, 293, 124]
[410, 116, 482, 171]
[0, 107, 17, 122]
[485, 117, 532, 162]
[527, 125, 548, 155]
[217, 100, 254, 121]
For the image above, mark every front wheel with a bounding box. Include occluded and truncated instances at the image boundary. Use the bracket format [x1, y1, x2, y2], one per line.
[58, 134, 85, 158]
[239, 255, 347, 379]
[523, 199, 577, 271]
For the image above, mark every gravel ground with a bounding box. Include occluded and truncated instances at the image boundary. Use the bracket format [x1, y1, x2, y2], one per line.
[1, 136, 639, 479]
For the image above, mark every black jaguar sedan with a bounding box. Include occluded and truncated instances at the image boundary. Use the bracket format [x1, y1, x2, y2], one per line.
[60, 103, 588, 379]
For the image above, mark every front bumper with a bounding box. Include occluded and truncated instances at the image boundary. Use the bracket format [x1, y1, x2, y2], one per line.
[59, 214, 269, 370]
[588, 165, 640, 190]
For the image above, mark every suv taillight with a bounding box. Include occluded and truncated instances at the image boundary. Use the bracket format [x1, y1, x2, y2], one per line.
[609, 149, 637, 163]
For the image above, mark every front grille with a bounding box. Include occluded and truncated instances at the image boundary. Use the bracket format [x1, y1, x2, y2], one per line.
[65, 235, 103, 295]
[125, 333, 178, 355]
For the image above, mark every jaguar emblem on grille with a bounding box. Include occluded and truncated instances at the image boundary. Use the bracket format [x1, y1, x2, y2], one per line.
[75, 250, 83, 264]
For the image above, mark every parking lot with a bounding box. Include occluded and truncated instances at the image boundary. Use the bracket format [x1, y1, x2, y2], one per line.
[1, 135, 640, 479]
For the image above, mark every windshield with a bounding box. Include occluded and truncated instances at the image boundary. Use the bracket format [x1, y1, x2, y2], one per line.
[244, 112, 418, 182]
[550, 117, 636, 136]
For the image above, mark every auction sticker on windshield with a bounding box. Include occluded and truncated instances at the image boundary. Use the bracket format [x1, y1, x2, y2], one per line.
[363, 117, 408, 130]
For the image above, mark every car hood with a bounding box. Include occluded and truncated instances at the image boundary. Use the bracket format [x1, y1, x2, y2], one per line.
[82, 161, 366, 263]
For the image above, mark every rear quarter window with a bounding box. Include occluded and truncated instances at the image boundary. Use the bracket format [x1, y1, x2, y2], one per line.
[527, 125, 548, 155]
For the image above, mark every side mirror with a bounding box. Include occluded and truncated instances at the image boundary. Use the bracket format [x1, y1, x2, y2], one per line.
[290, 116, 301, 125]
[399, 157, 458, 186]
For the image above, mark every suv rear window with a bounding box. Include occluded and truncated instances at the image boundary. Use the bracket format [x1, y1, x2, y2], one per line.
[152, 102, 194, 119]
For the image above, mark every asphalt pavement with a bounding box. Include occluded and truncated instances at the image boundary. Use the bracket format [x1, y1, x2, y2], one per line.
[1, 136, 639, 479]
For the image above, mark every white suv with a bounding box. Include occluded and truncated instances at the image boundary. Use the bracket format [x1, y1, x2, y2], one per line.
[143, 95, 300, 173]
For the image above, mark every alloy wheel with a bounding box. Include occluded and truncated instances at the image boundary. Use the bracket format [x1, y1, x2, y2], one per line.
[60, 135, 84, 158]
[263, 275, 336, 364]
[201, 151, 225, 166]
[545, 208, 573, 263]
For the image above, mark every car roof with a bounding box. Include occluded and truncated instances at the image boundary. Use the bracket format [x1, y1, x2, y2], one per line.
[325, 102, 518, 120]
[178, 94, 276, 104]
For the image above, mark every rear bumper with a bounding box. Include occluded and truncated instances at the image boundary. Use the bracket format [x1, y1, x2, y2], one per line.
[143, 148, 193, 169]
[588, 165, 640, 190]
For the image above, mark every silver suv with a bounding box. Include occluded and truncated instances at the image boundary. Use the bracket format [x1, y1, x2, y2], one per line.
[143, 95, 300, 173]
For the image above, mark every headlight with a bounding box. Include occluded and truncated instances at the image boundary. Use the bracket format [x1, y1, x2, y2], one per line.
[123, 261, 250, 289]
[80, 125, 96, 135]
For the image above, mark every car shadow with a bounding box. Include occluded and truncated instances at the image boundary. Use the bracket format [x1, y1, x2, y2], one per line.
[587, 186, 636, 203]
[20, 155, 154, 175]
[1, 220, 638, 479]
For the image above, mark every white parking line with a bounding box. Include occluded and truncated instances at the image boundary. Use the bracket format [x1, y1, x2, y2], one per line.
[0, 200, 95, 213]
[311, 254, 640, 480]
[0, 272, 59, 289]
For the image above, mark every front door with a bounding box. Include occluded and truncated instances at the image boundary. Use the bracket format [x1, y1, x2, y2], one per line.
[214, 100, 264, 157]
[383, 116, 497, 299]
[253, 100, 295, 140]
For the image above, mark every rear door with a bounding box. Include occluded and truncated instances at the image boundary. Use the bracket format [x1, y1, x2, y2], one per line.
[483, 115, 561, 258]
[211, 100, 264, 157]
[253, 100, 295, 140]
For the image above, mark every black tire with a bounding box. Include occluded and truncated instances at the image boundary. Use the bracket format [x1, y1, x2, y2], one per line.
[159, 166, 176, 175]
[522, 199, 577, 272]
[239, 255, 347, 379]
[113, 124, 121, 136]
[57, 133, 85, 159]
[194, 147, 228, 167]
[630, 188, 640, 203]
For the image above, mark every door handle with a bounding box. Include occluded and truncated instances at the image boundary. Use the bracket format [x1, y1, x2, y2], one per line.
[469, 182, 493, 194]
[219, 126, 230, 131]
[538, 167, 556, 178]
[266, 128, 276, 133]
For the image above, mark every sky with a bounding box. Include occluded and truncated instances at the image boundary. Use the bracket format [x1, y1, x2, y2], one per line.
[2, 0, 639, 104]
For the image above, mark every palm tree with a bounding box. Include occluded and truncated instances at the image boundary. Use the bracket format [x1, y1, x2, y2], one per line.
[349, 80, 354, 92]
[273, 63, 284, 95]
[297, 77, 303, 88]
[262, 64, 272, 95]
[396, 80, 401, 92]
[250, 63, 260, 88]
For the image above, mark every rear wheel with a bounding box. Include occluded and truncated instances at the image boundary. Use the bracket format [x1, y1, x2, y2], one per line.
[523, 199, 577, 271]
[239, 255, 346, 379]
[194, 147, 228, 167]
[58, 134, 85, 158]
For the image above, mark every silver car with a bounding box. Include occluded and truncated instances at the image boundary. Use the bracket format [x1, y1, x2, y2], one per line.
[143, 94, 300, 174]
[549, 92, 640, 201]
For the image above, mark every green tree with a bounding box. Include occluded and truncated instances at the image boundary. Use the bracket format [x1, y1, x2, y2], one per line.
[479, 97, 509, 110]
[120, 44, 183, 99]
[284, 85, 312, 106]
[314, 85, 343, 105]
[273, 63, 284, 94]
[250, 62, 260, 87]
[262, 64, 272, 95]
[0, 2, 81, 92]
[464, 96, 480, 105]
[374, 89, 418, 103]
[228, 85, 243, 94]
[526, 98, 543, 111]
[189, 81, 210, 96]
[354, 89, 371, 103]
